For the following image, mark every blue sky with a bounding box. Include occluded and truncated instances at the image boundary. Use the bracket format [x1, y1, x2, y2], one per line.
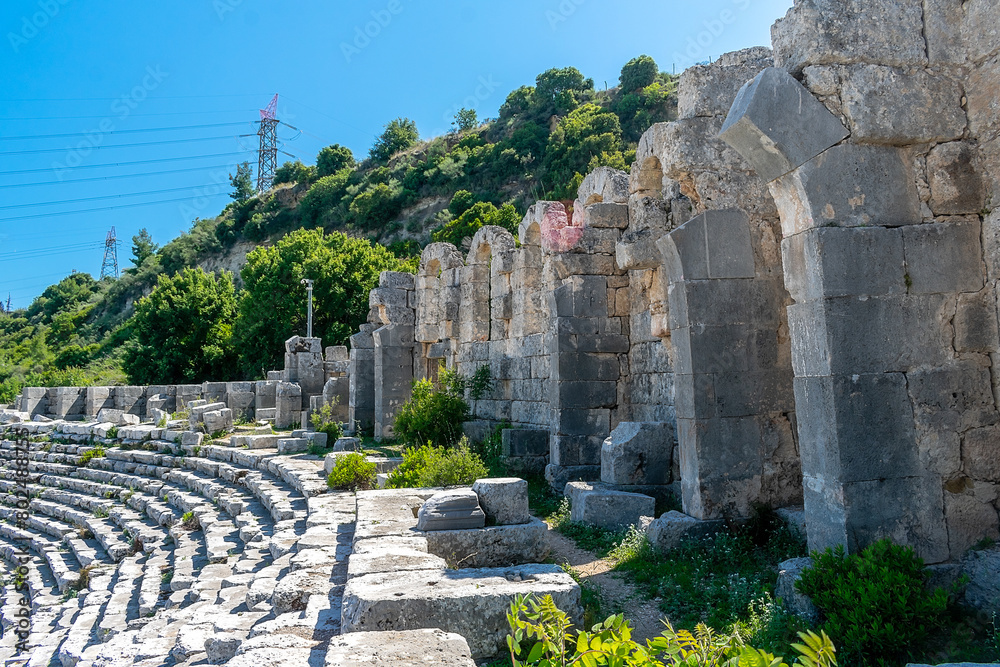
[0, 0, 792, 309]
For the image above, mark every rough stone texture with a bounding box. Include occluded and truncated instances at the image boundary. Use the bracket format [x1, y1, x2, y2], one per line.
[719, 68, 849, 183]
[775, 557, 819, 623]
[646, 510, 724, 551]
[325, 629, 476, 666]
[471, 478, 530, 525]
[565, 482, 655, 529]
[600, 421, 674, 486]
[341, 564, 580, 659]
[423, 518, 549, 569]
[961, 546, 1000, 614]
[416, 489, 486, 531]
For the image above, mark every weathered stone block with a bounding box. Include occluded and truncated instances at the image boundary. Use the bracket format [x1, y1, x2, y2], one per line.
[719, 68, 849, 183]
[341, 565, 580, 659]
[659, 210, 756, 283]
[902, 219, 984, 295]
[770, 144, 921, 237]
[578, 166, 629, 205]
[775, 557, 819, 623]
[472, 478, 529, 526]
[646, 510, 723, 551]
[502, 429, 549, 458]
[841, 66, 965, 144]
[961, 546, 1000, 614]
[927, 143, 987, 215]
[565, 481, 655, 529]
[325, 629, 476, 667]
[771, 0, 927, 74]
[416, 489, 486, 531]
[601, 421, 674, 486]
[678, 48, 773, 120]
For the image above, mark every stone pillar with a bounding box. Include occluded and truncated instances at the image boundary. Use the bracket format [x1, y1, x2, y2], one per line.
[658, 210, 800, 519]
[284, 336, 324, 409]
[20, 387, 47, 417]
[374, 324, 414, 441]
[275, 382, 302, 430]
[323, 346, 350, 424]
[349, 324, 377, 435]
[720, 66, 976, 562]
[85, 387, 113, 418]
[369, 271, 416, 441]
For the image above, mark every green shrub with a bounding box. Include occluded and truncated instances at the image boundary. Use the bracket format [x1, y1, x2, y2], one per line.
[796, 538, 949, 664]
[327, 453, 377, 491]
[393, 373, 469, 448]
[506, 593, 836, 667]
[385, 440, 488, 489]
[310, 397, 344, 442]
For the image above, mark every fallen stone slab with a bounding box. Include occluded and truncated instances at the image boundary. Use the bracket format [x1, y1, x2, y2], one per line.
[416, 488, 486, 531]
[341, 564, 581, 659]
[565, 481, 654, 529]
[325, 628, 476, 666]
[775, 557, 818, 623]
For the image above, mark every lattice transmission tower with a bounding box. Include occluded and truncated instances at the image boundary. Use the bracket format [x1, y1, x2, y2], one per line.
[257, 94, 279, 192]
[100, 227, 119, 279]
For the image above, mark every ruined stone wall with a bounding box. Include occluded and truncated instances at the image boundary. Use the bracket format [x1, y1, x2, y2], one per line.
[717, 0, 1000, 562]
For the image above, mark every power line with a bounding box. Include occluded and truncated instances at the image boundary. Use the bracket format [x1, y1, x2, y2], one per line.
[0, 122, 249, 141]
[0, 244, 106, 262]
[1, 94, 266, 102]
[0, 241, 105, 258]
[0, 194, 230, 222]
[0, 151, 253, 176]
[4, 109, 256, 120]
[3, 164, 240, 189]
[0, 184, 231, 210]
[1, 134, 251, 156]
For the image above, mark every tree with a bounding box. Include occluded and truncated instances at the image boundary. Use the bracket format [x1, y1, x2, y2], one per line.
[122, 268, 238, 384]
[431, 202, 521, 248]
[130, 228, 159, 268]
[348, 183, 402, 229]
[452, 108, 478, 132]
[297, 169, 352, 227]
[233, 229, 408, 376]
[229, 162, 255, 202]
[27, 273, 99, 324]
[542, 103, 624, 198]
[535, 67, 593, 114]
[448, 190, 476, 217]
[370, 117, 418, 163]
[273, 160, 316, 185]
[620, 55, 659, 92]
[316, 144, 355, 177]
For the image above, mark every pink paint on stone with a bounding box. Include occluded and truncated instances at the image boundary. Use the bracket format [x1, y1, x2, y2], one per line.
[540, 202, 585, 253]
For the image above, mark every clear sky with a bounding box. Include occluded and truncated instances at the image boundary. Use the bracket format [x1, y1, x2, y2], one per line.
[0, 0, 793, 309]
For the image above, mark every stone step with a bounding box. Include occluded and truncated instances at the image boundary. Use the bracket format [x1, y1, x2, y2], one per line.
[564, 481, 655, 529]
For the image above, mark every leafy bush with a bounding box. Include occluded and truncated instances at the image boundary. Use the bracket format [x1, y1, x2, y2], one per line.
[310, 397, 344, 442]
[316, 144, 355, 177]
[620, 54, 659, 92]
[327, 453, 377, 491]
[506, 593, 837, 667]
[370, 117, 418, 163]
[796, 539, 949, 665]
[384, 440, 488, 489]
[393, 373, 469, 448]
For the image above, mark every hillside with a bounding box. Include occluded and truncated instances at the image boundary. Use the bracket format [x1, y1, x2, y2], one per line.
[0, 55, 677, 403]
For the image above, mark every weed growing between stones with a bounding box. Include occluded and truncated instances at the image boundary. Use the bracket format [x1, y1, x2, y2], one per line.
[310, 397, 345, 442]
[76, 446, 105, 467]
[327, 452, 377, 491]
[181, 511, 201, 531]
[383, 439, 488, 488]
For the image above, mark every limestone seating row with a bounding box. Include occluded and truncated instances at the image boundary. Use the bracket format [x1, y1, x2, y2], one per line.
[0, 521, 83, 594]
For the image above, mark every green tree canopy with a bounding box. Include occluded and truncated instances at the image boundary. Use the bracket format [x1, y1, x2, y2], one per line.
[431, 202, 520, 248]
[297, 169, 352, 228]
[452, 108, 478, 132]
[122, 267, 238, 384]
[273, 160, 316, 185]
[542, 103, 624, 197]
[130, 228, 159, 268]
[448, 190, 476, 217]
[620, 55, 659, 92]
[370, 117, 418, 163]
[27, 273, 99, 324]
[233, 229, 408, 376]
[229, 162, 255, 202]
[316, 144, 355, 177]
